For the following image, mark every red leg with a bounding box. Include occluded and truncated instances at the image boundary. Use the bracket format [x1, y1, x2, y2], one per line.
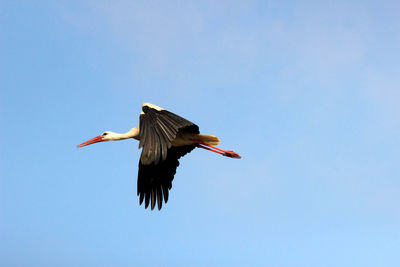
[191, 140, 241, 159]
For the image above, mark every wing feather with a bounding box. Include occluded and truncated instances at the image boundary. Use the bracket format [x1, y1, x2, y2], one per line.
[157, 186, 163, 210]
[137, 145, 195, 210]
[162, 185, 169, 202]
[139, 105, 199, 165]
[151, 188, 156, 210]
[137, 104, 199, 210]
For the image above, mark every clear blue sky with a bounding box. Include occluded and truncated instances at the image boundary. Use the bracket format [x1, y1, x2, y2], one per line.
[1, 0, 400, 266]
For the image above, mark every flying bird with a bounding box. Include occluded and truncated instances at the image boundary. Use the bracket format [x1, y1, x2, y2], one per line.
[78, 103, 241, 210]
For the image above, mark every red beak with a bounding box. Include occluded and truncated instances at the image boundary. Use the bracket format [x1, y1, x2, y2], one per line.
[77, 136, 103, 148]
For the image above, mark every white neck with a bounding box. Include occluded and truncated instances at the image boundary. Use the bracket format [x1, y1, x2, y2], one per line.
[108, 127, 139, 141]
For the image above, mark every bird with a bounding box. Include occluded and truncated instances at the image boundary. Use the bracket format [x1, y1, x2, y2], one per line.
[78, 102, 241, 210]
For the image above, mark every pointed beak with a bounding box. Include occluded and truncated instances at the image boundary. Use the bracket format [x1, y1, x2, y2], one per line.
[77, 135, 104, 148]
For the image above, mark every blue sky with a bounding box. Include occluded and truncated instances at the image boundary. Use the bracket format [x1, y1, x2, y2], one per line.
[1, 0, 400, 266]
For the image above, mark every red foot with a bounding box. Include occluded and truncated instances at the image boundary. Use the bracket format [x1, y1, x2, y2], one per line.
[222, 150, 241, 159]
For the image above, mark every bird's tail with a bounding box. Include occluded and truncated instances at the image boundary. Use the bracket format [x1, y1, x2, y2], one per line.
[195, 134, 220, 146]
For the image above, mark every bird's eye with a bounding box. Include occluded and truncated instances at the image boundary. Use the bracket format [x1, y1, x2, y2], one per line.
[102, 133, 108, 136]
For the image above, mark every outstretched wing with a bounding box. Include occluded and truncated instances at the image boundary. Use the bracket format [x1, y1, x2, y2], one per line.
[139, 103, 199, 165]
[137, 145, 195, 210]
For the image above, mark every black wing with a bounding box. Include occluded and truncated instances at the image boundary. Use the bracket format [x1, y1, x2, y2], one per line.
[137, 145, 195, 210]
[139, 105, 199, 165]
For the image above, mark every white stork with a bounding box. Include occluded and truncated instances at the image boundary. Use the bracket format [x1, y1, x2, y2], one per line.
[78, 103, 240, 210]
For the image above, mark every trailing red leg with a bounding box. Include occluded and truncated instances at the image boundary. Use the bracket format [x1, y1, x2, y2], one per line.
[191, 139, 241, 159]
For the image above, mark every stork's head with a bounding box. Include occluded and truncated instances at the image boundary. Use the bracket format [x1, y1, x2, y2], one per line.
[77, 131, 117, 148]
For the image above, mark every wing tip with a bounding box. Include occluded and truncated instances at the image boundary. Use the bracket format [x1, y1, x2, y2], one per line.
[139, 192, 164, 211]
